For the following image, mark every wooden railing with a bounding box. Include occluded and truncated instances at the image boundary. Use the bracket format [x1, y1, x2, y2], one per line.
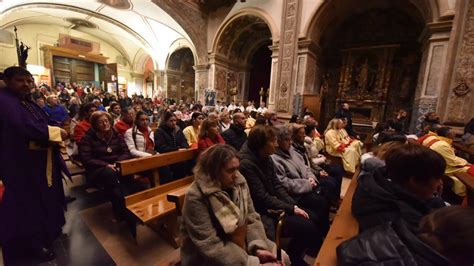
[314, 169, 360, 266]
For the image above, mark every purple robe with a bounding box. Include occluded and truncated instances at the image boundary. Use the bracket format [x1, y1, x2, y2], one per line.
[0, 89, 69, 247]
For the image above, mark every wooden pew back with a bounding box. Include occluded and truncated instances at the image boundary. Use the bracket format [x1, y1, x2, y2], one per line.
[116, 148, 198, 176]
[314, 169, 360, 266]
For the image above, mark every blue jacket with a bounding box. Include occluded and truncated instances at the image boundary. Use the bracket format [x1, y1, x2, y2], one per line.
[44, 104, 68, 123]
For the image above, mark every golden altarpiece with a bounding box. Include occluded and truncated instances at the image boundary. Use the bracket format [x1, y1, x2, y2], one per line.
[318, 9, 423, 132]
[336, 45, 399, 126]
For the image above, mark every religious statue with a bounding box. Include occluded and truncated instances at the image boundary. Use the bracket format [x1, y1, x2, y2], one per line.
[14, 26, 31, 68]
[357, 58, 369, 91]
[19, 42, 30, 66]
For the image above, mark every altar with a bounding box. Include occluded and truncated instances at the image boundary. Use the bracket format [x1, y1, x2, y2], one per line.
[336, 45, 400, 127]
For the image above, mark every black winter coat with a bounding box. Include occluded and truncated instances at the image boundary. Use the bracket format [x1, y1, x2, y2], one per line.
[221, 124, 247, 151]
[79, 128, 132, 173]
[239, 143, 295, 215]
[352, 168, 445, 232]
[337, 220, 449, 266]
[154, 124, 189, 153]
[239, 143, 296, 240]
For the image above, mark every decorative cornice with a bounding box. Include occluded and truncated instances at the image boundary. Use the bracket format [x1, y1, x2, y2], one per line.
[418, 20, 453, 46]
[130, 73, 144, 78]
[193, 64, 210, 71]
[297, 38, 321, 57]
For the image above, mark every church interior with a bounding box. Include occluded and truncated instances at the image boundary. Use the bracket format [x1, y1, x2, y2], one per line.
[0, 0, 473, 265]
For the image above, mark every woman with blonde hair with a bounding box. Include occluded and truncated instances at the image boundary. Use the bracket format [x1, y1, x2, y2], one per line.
[218, 111, 231, 132]
[181, 144, 287, 265]
[324, 118, 362, 173]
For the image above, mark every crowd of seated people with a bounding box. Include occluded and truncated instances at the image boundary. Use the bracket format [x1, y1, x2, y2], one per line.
[343, 142, 474, 265]
[181, 144, 290, 265]
[239, 126, 325, 265]
[3, 70, 474, 266]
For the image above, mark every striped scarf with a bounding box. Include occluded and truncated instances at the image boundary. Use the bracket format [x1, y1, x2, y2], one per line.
[196, 172, 249, 234]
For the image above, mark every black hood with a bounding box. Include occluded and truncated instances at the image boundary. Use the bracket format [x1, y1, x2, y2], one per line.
[353, 168, 435, 232]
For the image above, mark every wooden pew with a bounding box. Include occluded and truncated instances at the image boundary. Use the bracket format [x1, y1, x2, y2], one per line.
[125, 176, 193, 248]
[452, 142, 474, 164]
[167, 185, 190, 216]
[314, 169, 360, 266]
[118, 149, 198, 248]
[157, 184, 191, 266]
[116, 148, 198, 187]
[454, 171, 474, 207]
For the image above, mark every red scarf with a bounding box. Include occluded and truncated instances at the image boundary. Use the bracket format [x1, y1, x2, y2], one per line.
[139, 127, 154, 151]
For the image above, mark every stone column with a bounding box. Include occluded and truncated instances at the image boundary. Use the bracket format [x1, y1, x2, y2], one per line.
[437, 0, 474, 126]
[267, 44, 280, 111]
[409, 21, 453, 132]
[295, 39, 321, 95]
[154, 70, 165, 98]
[193, 64, 209, 103]
[274, 0, 301, 114]
[130, 73, 144, 96]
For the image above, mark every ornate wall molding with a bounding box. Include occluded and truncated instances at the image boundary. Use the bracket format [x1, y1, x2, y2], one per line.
[444, 0, 474, 124]
[275, 0, 300, 112]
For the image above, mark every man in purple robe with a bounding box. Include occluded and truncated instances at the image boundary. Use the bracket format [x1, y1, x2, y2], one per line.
[0, 67, 69, 264]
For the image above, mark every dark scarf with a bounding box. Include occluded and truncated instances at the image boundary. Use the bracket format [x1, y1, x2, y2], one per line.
[292, 142, 309, 166]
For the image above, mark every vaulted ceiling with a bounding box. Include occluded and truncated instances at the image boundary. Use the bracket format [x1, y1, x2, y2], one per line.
[0, 0, 195, 69]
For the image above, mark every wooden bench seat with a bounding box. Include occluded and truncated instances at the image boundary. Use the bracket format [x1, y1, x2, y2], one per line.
[315, 169, 360, 266]
[156, 185, 191, 266]
[167, 185, 190, 216]
[118, 149, 198, 248]
[125, 176, 193, 224]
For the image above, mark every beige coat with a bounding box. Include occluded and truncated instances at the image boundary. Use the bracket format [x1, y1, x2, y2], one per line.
[180, 173, 277, 265]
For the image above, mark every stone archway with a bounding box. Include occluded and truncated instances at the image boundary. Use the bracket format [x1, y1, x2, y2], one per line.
[209, 12, 273, 105]
[165, 48, 195, 103]
[302, 0, 453, 133]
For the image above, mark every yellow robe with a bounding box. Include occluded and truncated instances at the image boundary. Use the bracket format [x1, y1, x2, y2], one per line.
[325, 129, 362, 173]
[420, 134, 469, 196]
[183, 126, 199, 146]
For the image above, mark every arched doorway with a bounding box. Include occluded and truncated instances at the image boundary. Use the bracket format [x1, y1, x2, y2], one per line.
[166, 48, 195, 103]
[248, 41, 272, 105]
[210, 13, 273, 105]
[311, 1, 426, 132]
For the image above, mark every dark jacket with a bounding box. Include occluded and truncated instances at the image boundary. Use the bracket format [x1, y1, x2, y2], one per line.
[239, 143, 295, 215]
[43, 104, 69, 124]
[154, 124, 189, 153]
[336, 108, 357, 137]
[239, 143, 296, 240]
[222, 124, 248, 151]
[337, 220, 449, 266]
[352, 168, 444, 232]
[79, 128, 132, 173]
